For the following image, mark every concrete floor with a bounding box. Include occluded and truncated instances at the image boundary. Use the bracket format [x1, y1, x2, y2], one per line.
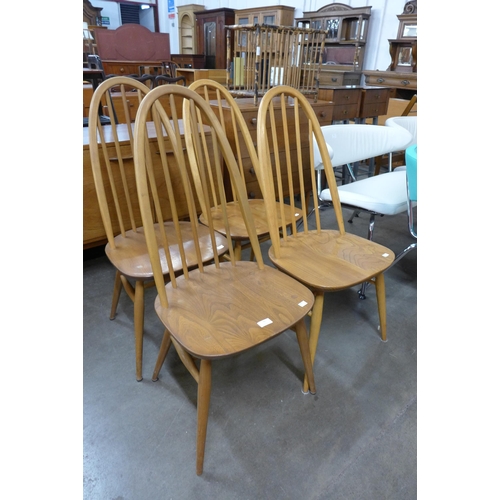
[83, 204, 417, 499]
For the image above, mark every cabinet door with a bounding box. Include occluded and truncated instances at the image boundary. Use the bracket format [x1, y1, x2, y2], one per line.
[325, 18, 340, 41]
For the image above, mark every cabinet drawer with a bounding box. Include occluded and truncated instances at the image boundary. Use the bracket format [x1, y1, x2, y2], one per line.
[342, 73, 362, 86]
[362, 88, 391, 105]
[332, 103, 360, 121]
[357, 102, 389, 118]
[318, 71, 344, 86]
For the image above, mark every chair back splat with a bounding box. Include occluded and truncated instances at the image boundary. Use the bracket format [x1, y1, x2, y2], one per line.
[133, 84, 317, 476]
[256, 86, 396, 393]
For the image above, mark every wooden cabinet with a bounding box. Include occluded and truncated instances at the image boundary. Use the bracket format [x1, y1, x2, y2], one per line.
[195, 8, 235, 69]
[214, 98, 334, 200]
[296, 3, 371, 87]
[234, 5, 295, 27]
[177, 4, 204, 55]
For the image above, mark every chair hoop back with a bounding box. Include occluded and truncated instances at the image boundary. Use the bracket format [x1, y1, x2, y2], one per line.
[256, 85, 346, 256]
[88, 76, 151, 246]
[133, 85, 265, 307]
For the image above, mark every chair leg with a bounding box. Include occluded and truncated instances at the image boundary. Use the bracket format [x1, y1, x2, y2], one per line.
[358, 213, 377, 299]
[234, 241, 243, 261]
[374, 273, 387, 342]
[295, 317, 316, 395]
[134, 280, 145, 381]
[196, 359, 212, 476]
[303, 291, 324, 394]
[110, 270, 123, 319]
[152, 329, 172, 381]
[348, 209, 360, 224]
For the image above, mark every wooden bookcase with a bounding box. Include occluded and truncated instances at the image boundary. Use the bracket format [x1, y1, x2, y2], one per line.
[177, 4, 204, 55]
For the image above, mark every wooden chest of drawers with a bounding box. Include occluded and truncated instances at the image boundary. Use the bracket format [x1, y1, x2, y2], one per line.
[357, 87, 391, 121]
[213, 97, 335, 200]
[317, 86, 362, 122]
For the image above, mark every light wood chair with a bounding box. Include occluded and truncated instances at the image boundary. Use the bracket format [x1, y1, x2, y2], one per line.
[88, 76, 228, 381]
[256, 86, 396, 393]
[188, 79, 302, 260]
[133, 84, 317, 475]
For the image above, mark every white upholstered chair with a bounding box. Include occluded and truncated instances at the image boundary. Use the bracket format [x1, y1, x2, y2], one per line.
[384, 116, 417, 172]
[316, 124, 413, 298]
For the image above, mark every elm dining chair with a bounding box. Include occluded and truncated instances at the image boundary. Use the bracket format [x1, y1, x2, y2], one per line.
[256, 86, 395, 393]
[133, 84, 317, 475]
[88, 76, 228, 381]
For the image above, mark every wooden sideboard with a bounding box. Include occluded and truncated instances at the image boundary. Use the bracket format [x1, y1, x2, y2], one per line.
[83, 121, 211, 249]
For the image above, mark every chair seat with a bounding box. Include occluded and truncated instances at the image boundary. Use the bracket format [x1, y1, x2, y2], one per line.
[268, 230, 394, 291]
[105, 222, 229, 280]
[321, 171, 409, 215]
[155, 261, 314, 359]
[199, 199, 303, 240]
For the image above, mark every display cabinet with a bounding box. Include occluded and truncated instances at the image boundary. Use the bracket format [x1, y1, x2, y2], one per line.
[363, 1, 417, 98]
[296, 3, 371, 86]
[387, 1, 417, 73]
[177, 4, 204, 55]
[195, 8, 235, 69]
[234, 5, 295, 27]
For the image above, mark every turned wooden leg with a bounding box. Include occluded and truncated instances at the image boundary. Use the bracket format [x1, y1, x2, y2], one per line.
[375, 273, 387, 342]
[295, 317, 316, 395]
[196, 359, 212, 476]
[234, 241, 242, 261]
[134, 280, 145, 381]
[152, 329, 172, 381]
[110, 271, 123, 320]
[303, 291, 324, 393]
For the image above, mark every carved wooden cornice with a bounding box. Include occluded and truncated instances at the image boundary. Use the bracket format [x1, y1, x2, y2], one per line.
[403, 1, 417, 15]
